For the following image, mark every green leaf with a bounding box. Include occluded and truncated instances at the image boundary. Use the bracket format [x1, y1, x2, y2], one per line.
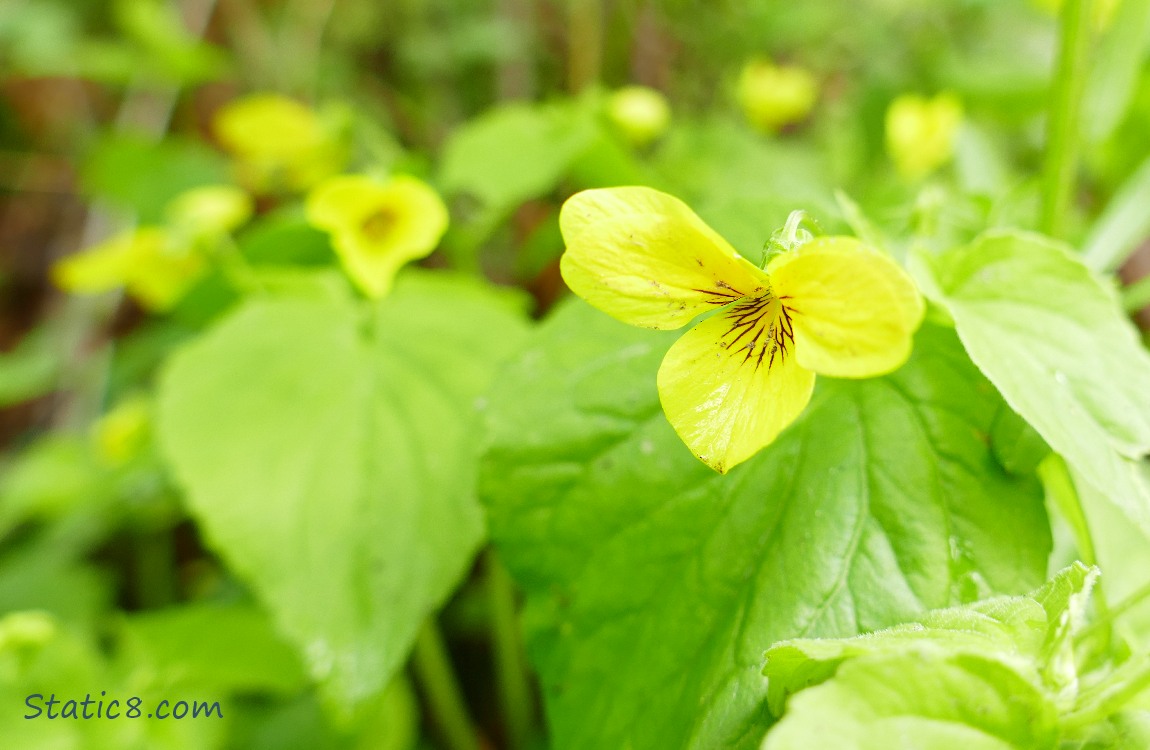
[913, 230, 1150, 539]
[763, 563, 1096, 715]
[157, 271, 529, 716]
[119, 603, 308, 694]
[439, 100, 599, 210]
[1064, 464, 1150, 650]
[1077, 711, 1150, 749]
[989, 403, 1051, 476]
[0, 436, 105, 538]
[0, 546, 114, 627]
[0, 611, 226, 749]
[114, 0, 228, 84]
[481, 302, 1049, 750]
[81, 134, 230, 223]
[238, 209, 334, 267]
[653, 118, 833, 215]
[0, 329, 59, 407]
[762, 651, 1060, 750]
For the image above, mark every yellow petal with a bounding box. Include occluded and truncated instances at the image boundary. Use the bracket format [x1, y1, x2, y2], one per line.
[213, 93, 344, 192]
[51, 231, 140, 293]
[124, 229, 207, 311]
[559, 187, 768, 330]
[52, 228, 205, 310]
[214, 93, 324, 160]
[657, 297, 816, 473]
[306, 174, 449, 299]
[767, 237, 924, 378]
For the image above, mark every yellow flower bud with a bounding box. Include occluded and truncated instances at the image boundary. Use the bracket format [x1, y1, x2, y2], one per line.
[213, 93, 346, 193]
[885, 93, 963, 181]
[165, 184, 253, 236]
[737, 58, 819, 133]
[607, 86, 671, 147]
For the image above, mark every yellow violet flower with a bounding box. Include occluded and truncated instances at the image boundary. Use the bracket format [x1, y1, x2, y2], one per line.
[885, 93, 963, 181]
[607, 86, 671, 147]
[306, 174, 449, 299]
[52, 228, 205, 311]
[559, 187, 924, 473]
[213, 93, 345, 193]
[737, 58, 819, 133]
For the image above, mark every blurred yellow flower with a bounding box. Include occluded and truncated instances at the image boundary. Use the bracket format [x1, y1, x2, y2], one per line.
[52, 228, 206, 311]
[213, 93, 346, 193]
[560, 187, 923, 473]
[93, 397, 151, 466]
[306, 174, 450, 299]
[165, 184, 253, 237]
[607, 86, 671, 147]
[885, 93, 963, 181]
[737, 58, 818, 133]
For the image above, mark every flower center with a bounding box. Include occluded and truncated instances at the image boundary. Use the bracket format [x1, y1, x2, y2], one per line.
[719, 291, 797, 372]
[360, 206, 401, 243]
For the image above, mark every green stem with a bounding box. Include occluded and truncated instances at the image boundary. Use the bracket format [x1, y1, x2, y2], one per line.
[1063, 656, 1150, 728]
[1077, 578, 1150, 644]
[412, 620, 480, 750]
[1123, 273, 1150, 313]
[1040, 0, 1095, 238]
[567, 0, 603, 93]
[134, 530, 176, 608]
[487, 550, 535, 750]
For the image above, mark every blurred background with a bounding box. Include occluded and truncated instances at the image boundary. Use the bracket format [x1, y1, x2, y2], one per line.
[2, 0, 1150, 747]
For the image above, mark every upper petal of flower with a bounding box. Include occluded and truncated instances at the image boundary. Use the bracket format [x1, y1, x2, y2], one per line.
[657, 295, 816, 473]
[767, 237, 924, 378]
[306, 174, 449, 299]
[560, 187, 768, 330]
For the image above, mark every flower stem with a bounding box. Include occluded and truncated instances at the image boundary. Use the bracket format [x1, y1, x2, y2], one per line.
[567, 0, 603, 92]
[1077, 577, 1150, 645]
[1040, 0, 1095, 239]
[412, 619, 480, 750]
[1063, 656, 1150, 728]
[1123, 272, 1150, 313]
[487, 550, 535, 750]
[134, 529, 177, 608]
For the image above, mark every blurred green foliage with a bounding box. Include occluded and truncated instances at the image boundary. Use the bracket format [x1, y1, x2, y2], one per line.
[1, 0, 1150, 748]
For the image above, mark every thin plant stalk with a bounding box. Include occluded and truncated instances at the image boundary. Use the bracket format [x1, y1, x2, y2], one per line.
[487, 549, 535, 750]
[412, 619, 481, 750]
[568, 0, 604, 93]
[1040, 0, 1095, 238]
